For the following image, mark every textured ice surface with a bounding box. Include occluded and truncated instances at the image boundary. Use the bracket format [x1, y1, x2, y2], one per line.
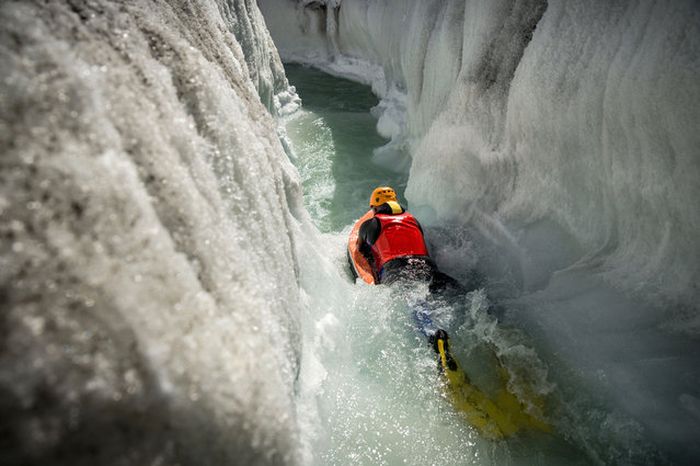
[0, 0, 306, 464]
[261, 0, 700, 462]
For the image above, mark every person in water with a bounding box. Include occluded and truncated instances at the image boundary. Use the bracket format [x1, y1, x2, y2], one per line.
[357, 186, 460, 294]
[352, 188, 553, 437]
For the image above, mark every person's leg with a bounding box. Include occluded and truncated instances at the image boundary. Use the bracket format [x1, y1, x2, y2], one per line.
[428, 270, 464, 296]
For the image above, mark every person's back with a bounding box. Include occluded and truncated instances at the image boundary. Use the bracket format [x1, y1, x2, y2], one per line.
[357, 187, 460, 293]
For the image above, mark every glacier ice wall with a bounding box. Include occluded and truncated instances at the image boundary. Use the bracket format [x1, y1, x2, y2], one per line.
[260, 0, 700, 460]
[0, 0, 308, 464]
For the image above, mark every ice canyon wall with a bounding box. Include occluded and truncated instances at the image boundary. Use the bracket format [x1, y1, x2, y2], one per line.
[0, 0, 306, 464]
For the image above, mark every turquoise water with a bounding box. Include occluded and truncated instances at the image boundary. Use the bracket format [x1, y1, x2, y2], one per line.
[283, 64, 407, 232]
[282, 65, 642, 466]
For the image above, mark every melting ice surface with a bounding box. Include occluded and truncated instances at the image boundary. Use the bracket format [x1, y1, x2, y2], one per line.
[1, 1, 306, 463]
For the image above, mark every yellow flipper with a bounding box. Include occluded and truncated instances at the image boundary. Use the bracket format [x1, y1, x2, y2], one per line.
[436, 335, 552, 439]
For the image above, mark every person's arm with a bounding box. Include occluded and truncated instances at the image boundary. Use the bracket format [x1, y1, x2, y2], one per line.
[358, 217, 380, 259]
[414, 217, 424, 235]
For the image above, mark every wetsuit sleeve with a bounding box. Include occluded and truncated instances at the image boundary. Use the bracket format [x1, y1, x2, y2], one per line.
[358, 217, 380, 258]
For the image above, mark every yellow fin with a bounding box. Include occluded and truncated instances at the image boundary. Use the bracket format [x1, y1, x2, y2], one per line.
[436, 337, 552, 439]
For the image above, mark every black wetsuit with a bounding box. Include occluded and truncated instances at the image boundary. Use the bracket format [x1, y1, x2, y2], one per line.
[358, 203, 461, 293]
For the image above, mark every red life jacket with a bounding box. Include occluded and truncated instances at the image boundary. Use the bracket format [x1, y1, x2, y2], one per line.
[370, 212, 429, 270]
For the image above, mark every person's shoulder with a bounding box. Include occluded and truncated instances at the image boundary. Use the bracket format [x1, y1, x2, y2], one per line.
[358, 215, 380, 242]
[359, 215, 378, 230]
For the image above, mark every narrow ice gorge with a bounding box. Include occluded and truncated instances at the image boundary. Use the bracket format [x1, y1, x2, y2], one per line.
[1, 0, 699, 464]
[259, 0, 700, 463]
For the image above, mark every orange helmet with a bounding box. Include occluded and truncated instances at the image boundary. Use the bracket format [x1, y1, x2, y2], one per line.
[369, 186, 397, 207]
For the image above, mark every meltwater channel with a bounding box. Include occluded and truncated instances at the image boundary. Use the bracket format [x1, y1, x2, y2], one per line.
[281, 65, 664, 466]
